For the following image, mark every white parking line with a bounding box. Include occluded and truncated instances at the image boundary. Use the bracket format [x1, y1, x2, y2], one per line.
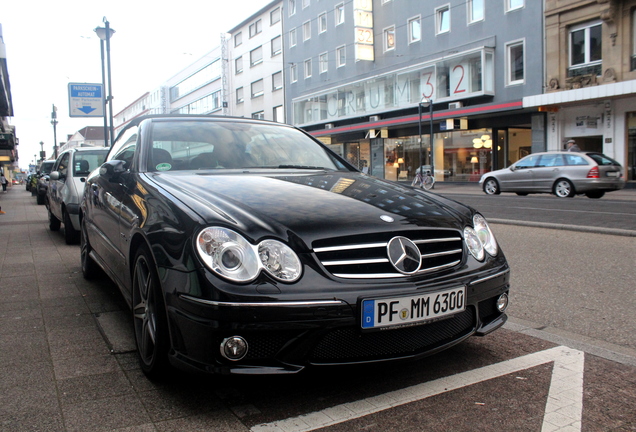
[251, 346, 584, 432]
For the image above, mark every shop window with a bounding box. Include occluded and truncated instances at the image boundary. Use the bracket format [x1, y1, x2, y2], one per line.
[569, 21, 602, 77]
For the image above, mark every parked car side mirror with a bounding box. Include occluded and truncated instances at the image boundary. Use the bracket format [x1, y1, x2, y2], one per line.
[50, 171, 61, 181]
[99, 160, 127, 182]
[509, 166, 516, 172]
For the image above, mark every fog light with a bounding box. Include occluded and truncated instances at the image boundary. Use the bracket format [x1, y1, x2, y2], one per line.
[220, 336, 248, 361]
[496, 293, 509, 313]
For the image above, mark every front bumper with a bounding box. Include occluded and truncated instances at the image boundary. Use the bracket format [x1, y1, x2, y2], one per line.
[162, 266, 511, 375]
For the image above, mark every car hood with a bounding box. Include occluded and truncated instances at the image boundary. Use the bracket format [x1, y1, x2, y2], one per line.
[145, 170, 474, 246]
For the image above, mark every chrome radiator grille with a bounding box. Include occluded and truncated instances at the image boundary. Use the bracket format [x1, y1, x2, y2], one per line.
[313, 230, 463, 279]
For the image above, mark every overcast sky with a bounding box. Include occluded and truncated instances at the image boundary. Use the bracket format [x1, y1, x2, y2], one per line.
[3, 0, 270, 170]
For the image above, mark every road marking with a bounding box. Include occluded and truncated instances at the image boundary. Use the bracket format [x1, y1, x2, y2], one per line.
[251, 346, 584, 432]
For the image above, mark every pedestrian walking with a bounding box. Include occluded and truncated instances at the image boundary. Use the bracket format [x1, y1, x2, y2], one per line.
[566, 139, 581, 152]
[0, 172, 8, 193]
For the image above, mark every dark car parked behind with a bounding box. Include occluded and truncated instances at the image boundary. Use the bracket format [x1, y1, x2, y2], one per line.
[81, 115, 510, 378]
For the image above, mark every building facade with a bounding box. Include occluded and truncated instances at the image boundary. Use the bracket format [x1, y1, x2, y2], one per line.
[524, 0, 636, 182]
[227, 1, 285, 122]
[283, 0, 546, 183]
[0, 23, 17, 177]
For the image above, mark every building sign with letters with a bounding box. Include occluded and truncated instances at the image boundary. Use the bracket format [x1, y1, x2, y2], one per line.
[354, 0, 374, 61]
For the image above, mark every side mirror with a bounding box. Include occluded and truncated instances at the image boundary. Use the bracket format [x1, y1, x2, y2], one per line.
[99, 160, 127, 182]
[50, 171, 61, 181]
[509, 166, 516, 172]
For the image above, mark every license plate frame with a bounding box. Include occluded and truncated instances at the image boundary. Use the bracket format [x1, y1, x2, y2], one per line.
[361, 287, 466, 330]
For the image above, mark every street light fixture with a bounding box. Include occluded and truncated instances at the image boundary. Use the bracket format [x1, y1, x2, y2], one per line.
[50, 104, 58, 159]
[418, 96, 434, 186]
[94, 18, 115, 147]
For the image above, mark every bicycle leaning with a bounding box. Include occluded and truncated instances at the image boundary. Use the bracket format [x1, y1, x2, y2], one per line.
[411, 168, 435, 190]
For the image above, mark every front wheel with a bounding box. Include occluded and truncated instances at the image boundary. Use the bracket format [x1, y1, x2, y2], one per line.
[132, 245, 171, 379]
[483, 178, 500, 195]
[423, 176, 435, 190]
[554, 179, 575, 198]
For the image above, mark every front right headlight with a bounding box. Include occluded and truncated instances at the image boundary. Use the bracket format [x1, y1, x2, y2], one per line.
[196, 227, 302, 283]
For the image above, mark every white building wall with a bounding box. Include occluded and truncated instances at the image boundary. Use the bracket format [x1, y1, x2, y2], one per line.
[228, 2, 284, 121]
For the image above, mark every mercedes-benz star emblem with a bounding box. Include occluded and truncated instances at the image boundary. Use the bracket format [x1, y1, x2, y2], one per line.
[387, 236, 422, 274]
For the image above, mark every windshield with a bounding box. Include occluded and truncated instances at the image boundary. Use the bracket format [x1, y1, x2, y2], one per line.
[73, 150, 108, 176]
[40, 162, 55, 175]
[147, 121, 349, 172]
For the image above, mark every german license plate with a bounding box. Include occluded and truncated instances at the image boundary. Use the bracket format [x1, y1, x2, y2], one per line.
[606, 171, 619, 177]
[361, 287, 465, 329]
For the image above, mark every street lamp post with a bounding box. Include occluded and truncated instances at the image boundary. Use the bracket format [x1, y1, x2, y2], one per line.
[51, 104, 58, 159]
[418, 96, 434, 185]
[94, 18, 115, 147]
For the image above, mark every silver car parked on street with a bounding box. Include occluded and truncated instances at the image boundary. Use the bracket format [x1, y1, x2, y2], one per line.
[479, 151, 625, 199]
[48, 147, 109, 244]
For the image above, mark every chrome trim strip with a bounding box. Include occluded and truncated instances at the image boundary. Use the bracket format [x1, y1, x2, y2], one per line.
[416, 260, 461, 274]
[322, 258, 389, 266]
[180, 295, 345, 308]
[414, 237, 461, 244]
[333, 260, 461, 279]
[421, 249, 462, 259]
[333, 273, 406, 279]
[469, 268, 510, 286]
[314, 242, 387, 253]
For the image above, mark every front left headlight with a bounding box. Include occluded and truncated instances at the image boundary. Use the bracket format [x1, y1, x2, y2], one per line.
[473, 214, 498, 256]
[196, 227, 302, 283]
[464, 214, 498, 261]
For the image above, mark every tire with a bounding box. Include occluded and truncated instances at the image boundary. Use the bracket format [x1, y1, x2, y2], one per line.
[36, 193, 45, 205]
[585, 191, 605, 199]
[48, 208, 61, 231]
[132, 245, 171, 379]
[423, 176, 434, 190]
[63, 211, 80, 245]
[80, 219, 102, 279]
[553, 179, 575, 198]
[483, 178, 500, 195]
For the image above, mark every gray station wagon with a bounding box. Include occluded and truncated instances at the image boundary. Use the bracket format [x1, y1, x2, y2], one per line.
[479, 151, 625, 199]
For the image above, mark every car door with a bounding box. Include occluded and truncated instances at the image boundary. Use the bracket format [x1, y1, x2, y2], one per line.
[85, 127, 139, 291]
[532, 153, 566, 192]
[49, 152, 69, 220]
[499, 154, 540, 191]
